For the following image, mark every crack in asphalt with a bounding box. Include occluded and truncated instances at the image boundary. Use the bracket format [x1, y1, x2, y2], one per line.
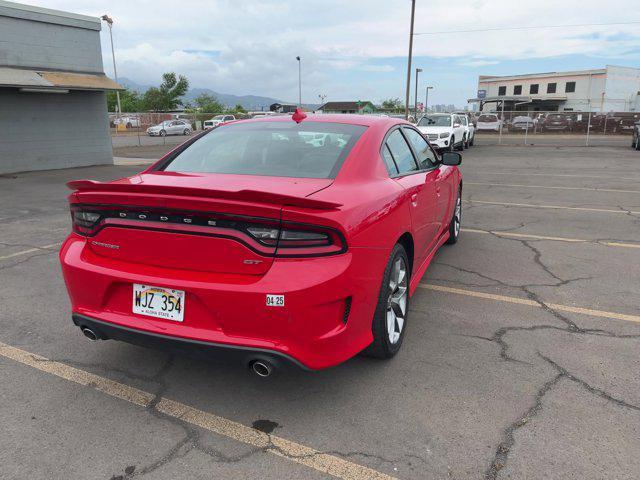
[435, 219, 640, 479]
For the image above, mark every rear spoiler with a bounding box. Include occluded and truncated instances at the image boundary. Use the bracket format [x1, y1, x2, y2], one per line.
[66, 180, 342, 210]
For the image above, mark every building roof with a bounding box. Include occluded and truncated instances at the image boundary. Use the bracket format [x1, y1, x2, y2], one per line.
[478, 68, 607, 83]
[0, 0, 100, 30]
[320, 101, 375, 111]
[0, 67, 123, 91]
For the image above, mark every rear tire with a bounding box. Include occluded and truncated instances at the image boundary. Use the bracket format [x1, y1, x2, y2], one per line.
[446, 188, 462, 245]
[448, 137, 455, 152]
[455, 137, 464, 151]
[363, 244, 410, 359]
[469, 135, 474, 146]
[463, 135, 469, 149]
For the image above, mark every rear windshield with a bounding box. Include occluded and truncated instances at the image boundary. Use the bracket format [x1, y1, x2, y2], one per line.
[162, 121, 366, 178]
[418, 115, 451, 127]
[478, 115, 498, 122]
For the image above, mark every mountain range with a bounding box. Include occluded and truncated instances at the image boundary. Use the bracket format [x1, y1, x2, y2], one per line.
[119, 77, 285, 111]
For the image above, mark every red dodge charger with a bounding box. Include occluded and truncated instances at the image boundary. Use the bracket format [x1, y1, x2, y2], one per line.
[60, 112, 462, 375]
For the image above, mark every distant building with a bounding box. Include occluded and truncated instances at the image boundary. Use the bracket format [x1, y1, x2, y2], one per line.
[270, 103, 298, 113]
[470, 65, 640, 113]
[318, 101, 376, 114]
[0, 0, 122, 174]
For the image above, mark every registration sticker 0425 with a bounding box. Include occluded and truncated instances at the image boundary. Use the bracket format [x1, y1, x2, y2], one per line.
[266, 294, 284, 307]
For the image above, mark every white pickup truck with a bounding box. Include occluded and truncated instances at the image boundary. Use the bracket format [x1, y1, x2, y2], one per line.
[416, 113, 466, 151]
[203, 114, 236, 130]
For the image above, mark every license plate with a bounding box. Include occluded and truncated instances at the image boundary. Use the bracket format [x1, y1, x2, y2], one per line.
[133, 284, 185, 322]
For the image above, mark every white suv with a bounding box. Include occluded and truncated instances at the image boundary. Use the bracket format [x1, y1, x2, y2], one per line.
[416, 113, 466, 151]
[203, 114, 236, 130]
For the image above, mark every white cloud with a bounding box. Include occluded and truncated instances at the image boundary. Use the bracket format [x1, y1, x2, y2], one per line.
[27, 0, 640, 103]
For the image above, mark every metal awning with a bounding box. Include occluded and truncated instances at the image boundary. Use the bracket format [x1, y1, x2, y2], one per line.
[0, 67, 123, 91]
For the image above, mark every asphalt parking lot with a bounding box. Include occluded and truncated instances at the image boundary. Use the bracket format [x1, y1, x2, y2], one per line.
[1, 145, 639, 480]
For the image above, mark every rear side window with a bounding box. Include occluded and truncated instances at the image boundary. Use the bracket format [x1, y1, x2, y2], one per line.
[386, 129, 418, 175]
[163, 121, 366, 179]
[402, 127, 437, 169]
[381, 145, 399, 175]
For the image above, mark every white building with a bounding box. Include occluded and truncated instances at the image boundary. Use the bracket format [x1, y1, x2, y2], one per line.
[470, 65, 640, 113]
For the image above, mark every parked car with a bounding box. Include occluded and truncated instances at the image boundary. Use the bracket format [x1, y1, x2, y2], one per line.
[459, 114, 475, 147]
[508, 116, 535, 131]
[416, 113, 466, 151]
[60, 113, 463, 374]
[113, 115, 141, 129]
[203, 114, 236, 129]
[147, 120, 192, 137]
[540, 113, 574, 132]
[632, 121, 640, 150]
[476, 114, 502, 132]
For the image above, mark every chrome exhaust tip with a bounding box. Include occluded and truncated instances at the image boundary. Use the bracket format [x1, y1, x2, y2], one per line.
[250, 360, 273, 378]
[81, 327, 99, 341]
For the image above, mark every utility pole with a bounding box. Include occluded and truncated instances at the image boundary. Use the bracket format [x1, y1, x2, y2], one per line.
[404, 0, 416, 120]
[296, 56, 302, 107]
[101, 15, 121, 123]
[425, 86, 434, 113]
[414, 68, 422, 119]
[318, 94, 327, 108]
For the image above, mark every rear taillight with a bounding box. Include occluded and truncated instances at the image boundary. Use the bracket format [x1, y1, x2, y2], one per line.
[71, 206, 103, 235]
[70, 204, 347, 257]
[245, 223, 345, 257]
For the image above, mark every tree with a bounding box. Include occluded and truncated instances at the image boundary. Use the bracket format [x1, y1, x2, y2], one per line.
[194, 93, 225, 114]
[142, 72, 189, 111]
[381, 98, 404, 112]
[233, 103, 247, 114]
[107, 88, 142, 113]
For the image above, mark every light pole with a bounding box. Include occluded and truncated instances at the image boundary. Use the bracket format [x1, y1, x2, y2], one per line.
[404, 0, 416, 120]
[414, 68, 422, 119]
[318, 94, 326, 111]
[101, 15, 121, 123]
[425, 86, 434, 113]
[296, 56, 302, 107]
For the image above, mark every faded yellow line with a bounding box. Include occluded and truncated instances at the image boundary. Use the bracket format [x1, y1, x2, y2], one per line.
[461, 228, 640, 249]
[467, 200, 640, 215]
[466, 182, 640, 194]
[0, 341, 396, 480]
[0, 242, 62, 261]
[469, 171, 640, 181]
[419, 284, 640, 325]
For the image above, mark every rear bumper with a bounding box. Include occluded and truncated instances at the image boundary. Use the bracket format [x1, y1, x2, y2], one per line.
[73, 313, 309, 370]
[60, 236, 387, 370]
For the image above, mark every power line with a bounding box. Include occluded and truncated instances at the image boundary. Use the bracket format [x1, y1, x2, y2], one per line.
[413, 20, 640, 35]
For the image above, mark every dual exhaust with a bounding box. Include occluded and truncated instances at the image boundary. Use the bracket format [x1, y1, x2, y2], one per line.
[79, 325, 276, 377]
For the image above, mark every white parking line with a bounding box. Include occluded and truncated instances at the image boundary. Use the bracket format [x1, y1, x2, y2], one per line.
[466, 182, 640, 194]
[461, 228, 640, 249]
[419, 284, 640, 324]
[466, 171, 640, 181]
[0, 242, 62, 261]
[0, 341, 397, 480]
[467, 200, 640, 215]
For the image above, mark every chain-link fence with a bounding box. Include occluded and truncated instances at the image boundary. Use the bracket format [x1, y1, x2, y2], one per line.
[470, 103, 639, 147]
[109, 111, 258, 157]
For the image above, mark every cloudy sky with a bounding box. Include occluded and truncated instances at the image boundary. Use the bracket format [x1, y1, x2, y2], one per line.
[29, 0, 640, 106]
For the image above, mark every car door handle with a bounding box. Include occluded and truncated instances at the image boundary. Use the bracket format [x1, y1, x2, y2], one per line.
[411, 193, 418, 206]
[436, 187, 441, 196]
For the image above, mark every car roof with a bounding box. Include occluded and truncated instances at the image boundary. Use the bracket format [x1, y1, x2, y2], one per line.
[236, 113, 410, 128]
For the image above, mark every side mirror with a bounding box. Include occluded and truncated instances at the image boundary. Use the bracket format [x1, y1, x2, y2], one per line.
[441, 151, 462, 166]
